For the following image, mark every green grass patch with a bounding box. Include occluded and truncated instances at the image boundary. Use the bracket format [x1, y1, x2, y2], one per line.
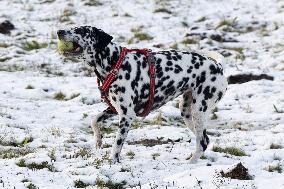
[102, 143, 112, 148]
[196, 16, 207, 22]
[101, 127, 115, 134]
[152, 153, 160, 160]
[128, 138, 172, 147]
[27, 183, 38, 189]
[132, 120, 142, 129]
[21, 137, 33, 146]
[0, 137, 32, 147]
[0, 57, 11, 62]
[212, 146, 247, 156]
[265, 163, 282, 173]
[149, 112, 164, 125]
[22, 40, 48, 51]
[74, 180, 90, 188]
[96, 178, 127, 189]
[215, 18, 238, 29]
[0, 43, 9, 48]
[270, 143, 282, 149]
[225, 47, 245, 61]
[54, 91, 66, 100]
[126, 151, 135, 159]
[153, 8, 172, 14]
[226, 47, 244, 54]
[0, 148, 33, 159]
[181, 38, 198, 45]
[128, 28, 153, 44]
[0, 65, 24, 72]
[69, 93, 80, 100]
[82, 113, 88, 119]
[133, 32, 153, 41]
[74, 148, 91, 158]
[170, 43, 178, 50]
[16, 159, 56, 172]
[25, 85, 34, 89]
[84, 0, 103, 6]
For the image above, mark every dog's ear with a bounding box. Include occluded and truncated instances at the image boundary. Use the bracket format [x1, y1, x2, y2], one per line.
[92, 27, 113, 49]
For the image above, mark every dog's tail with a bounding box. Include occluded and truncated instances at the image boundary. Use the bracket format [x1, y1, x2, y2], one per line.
[200, 50, 225, 65]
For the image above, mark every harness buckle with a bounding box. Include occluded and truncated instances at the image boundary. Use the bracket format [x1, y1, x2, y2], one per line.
[148, 53, 155, 64]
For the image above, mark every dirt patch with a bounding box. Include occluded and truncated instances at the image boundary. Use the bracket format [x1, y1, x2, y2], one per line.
[227, 73, 273, 84]
[0, 20, 15, 34]
[220, 163, 253, 180]
[127, 138, 188, 147]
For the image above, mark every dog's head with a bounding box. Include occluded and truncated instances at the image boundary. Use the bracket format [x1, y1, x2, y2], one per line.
[57, 26, 113, 57]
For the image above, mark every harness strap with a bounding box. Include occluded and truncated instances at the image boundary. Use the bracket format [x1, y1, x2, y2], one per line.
[98, 47, 156, 117]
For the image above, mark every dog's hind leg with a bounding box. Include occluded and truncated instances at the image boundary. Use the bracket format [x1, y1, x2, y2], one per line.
[92, 107, 116, 149]
[188, 100, 210, 164]
[179, 90, 194, 133]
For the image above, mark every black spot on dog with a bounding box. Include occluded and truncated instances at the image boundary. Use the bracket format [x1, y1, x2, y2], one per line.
[209, 64, 223, 75]
[197, 86, 203, 94]
[174, 65, 183, 73]
[217, 91, 223, 101]
[196, 71, 206, 88]
[117, 139, 122, 145]
[167, 61, 173, 66]
[125, 73, 130, 80]
[203, 86, 213, 100]
[194, 63, 200, 69]
[120, 128, 126, 134]
[122, 61, 132, 73]
[120, 105, 127, 114]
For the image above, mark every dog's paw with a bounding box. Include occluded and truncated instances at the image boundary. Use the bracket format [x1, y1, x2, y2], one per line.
[188, 153, 201, 164]
[188, 157, 198, 164]
[111, 154, 121, 164]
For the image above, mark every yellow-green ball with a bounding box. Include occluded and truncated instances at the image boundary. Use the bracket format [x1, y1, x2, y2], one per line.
[58, 40, 73, 53]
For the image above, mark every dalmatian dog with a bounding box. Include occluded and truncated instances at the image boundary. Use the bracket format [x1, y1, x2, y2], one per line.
[57, 26, 227, 164]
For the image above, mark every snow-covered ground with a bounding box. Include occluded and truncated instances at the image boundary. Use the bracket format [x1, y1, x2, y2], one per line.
[0, 0, 284, 188]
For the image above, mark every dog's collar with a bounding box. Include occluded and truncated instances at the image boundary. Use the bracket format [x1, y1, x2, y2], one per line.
[97, 47, 156, 117]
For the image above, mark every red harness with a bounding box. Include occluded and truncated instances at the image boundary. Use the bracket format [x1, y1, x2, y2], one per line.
[97, 47, 156, 117]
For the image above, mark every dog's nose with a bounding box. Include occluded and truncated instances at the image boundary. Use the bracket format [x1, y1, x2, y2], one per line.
[57, 30, 65, 39]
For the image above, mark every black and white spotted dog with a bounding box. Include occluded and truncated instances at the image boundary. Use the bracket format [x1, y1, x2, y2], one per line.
[57, 26, 227, 164]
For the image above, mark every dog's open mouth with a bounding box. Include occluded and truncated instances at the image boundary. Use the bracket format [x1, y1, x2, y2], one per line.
[58, 40, 83, 56]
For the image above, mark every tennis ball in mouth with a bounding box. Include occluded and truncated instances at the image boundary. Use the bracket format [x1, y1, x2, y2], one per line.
[58, 40, 74, 53]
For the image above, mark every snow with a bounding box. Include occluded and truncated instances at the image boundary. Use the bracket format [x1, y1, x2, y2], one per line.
[0, 0, 284, 188]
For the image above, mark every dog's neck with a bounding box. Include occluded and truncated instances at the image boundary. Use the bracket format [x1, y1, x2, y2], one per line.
[86, 42, 122, 80]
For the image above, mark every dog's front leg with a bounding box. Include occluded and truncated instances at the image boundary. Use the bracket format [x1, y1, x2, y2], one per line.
[111, 114, 134, 164]
[92, 107, 116, 149]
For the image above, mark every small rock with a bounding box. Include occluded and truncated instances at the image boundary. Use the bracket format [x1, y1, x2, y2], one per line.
[0, 20, 15, 34]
